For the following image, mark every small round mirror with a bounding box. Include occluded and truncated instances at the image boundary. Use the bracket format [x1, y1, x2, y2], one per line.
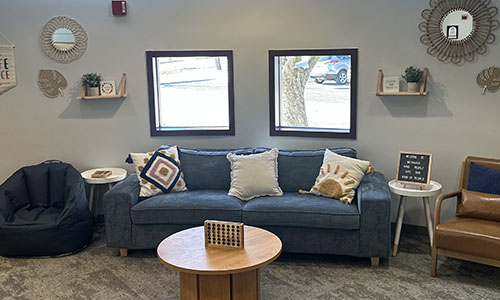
[441, 10, 474, 41]
[51, 28, 75, 51]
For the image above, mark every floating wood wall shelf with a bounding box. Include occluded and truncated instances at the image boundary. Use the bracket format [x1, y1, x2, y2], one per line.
[376, 68, 428, 96]
[77, 73, 127, 100]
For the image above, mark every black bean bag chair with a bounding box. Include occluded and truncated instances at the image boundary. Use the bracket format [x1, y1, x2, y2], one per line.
[0, 161, 93, 257]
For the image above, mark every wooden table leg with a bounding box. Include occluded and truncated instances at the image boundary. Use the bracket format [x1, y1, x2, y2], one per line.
[423, 196, 433, 246]
[393, 195, 406, 256]
[199, 274, 230, 300]
[232, 269, 259, 300]
[180, 272, 198, 300]
[179, 270, 260, 300]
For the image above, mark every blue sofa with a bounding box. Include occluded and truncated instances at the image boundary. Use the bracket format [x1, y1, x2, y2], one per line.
[104, 147, 391, 264]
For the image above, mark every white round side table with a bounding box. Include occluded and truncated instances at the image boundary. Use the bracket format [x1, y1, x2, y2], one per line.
[388, 179, 442, 256]
[81, 168, 127, 216]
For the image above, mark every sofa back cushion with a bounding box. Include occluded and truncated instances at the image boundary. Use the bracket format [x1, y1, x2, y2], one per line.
[179, 147, 254, 190]
[457, 189, 500, 222]
[270, 148, 357, 193]
[128, 146, 356, 192]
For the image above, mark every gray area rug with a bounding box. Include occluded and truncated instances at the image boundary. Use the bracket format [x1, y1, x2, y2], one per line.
[1, 227, 499, 300]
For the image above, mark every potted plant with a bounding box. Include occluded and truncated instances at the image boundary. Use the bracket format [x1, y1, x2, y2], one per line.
[81, 73, 102, 96]
[402, 66, 423, 93]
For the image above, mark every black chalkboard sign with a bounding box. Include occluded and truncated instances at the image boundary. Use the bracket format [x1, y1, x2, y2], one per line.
[396, 152, 432, 186]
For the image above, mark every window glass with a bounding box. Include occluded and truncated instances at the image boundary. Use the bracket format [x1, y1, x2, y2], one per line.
[146, 51, 234, 136]
[269, 49, 357, 139]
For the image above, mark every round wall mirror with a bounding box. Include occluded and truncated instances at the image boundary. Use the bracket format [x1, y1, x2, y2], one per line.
[51, 28, 75, 51]
[440, 10, 474, 41]
[40, 16, 87, 63]
[419, 0, 499, 64]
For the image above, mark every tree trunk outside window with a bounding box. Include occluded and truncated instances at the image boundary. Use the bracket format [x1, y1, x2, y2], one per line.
[279, 56, 320, 127]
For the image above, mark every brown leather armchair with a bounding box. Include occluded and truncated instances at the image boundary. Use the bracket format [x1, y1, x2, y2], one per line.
[431, 156, 500, 277]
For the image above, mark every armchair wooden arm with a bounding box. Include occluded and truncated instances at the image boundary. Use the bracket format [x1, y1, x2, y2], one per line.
[431, 191, 461, 277]
[433, 191, 461, 229]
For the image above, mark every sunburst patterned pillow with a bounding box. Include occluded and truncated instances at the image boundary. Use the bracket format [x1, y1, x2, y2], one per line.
[305, 149, 370, 204]
[129, 145, 187, 197]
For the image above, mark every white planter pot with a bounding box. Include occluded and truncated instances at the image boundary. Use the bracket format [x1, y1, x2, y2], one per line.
[407, 82, 420, 93]
[86, 87, 99, 96]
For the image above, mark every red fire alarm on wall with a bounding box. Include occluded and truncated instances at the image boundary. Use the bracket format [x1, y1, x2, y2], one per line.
[112, 1, 127, 16]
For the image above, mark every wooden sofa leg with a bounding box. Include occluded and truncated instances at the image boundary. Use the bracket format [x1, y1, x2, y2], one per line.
[430, 247, 437, 277]
[120, 248, 128, 257]
[370, 257, 380, 267]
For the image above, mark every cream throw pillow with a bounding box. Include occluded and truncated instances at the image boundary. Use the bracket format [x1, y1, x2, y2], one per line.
[308, 149, 370, 204]
[130, 145, 187, 197]
[227, 148, 283, 201]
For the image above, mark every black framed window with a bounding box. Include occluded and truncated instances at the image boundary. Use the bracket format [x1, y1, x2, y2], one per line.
[146, 50, 235, 136]
[269, 49, 358, 139]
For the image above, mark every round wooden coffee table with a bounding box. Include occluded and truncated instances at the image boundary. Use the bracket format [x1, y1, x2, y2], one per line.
[157, 225, 282, 300]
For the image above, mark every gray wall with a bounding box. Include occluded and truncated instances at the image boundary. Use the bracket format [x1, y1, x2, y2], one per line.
[0, 0, 499, 226]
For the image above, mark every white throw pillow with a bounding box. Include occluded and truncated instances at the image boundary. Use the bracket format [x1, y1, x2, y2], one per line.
[227, 148, 283, 201]
[308, 149, 370, 204]
[130, 145, 187, 197]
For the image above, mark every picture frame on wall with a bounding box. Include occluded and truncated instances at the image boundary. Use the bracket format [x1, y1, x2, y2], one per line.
[383, 76, 400, 93]
[100, 80, 116, 96]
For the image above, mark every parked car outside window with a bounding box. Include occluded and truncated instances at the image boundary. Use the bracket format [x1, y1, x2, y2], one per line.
[306, 56, 351, 85]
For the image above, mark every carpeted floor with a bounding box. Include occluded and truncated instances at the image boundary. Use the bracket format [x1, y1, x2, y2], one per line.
[1, 227, 499, 300]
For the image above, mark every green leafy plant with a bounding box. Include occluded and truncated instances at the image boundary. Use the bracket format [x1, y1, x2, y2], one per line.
[402, 66, 423, 83]
[81, 73, 102, 88]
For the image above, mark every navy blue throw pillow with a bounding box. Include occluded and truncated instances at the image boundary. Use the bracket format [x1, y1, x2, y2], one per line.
[467, 162, 500, 195]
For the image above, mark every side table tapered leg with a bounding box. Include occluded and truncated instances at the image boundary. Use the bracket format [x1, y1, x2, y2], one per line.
[393, 195, 406, 256]
[88, 184, 96, 215]
[423, 196, 433, 246]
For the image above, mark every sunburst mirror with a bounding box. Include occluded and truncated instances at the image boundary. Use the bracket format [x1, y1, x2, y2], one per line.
[419, 0, 499, 64]
[40, 16, 87, 63]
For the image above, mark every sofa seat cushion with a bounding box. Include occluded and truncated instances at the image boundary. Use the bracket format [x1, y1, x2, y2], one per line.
[131, 190, 245, 225]
[435, 217, 500, 260]
[241, 193, 360, 229]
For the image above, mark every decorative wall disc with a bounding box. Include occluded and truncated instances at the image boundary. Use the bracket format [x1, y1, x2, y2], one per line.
[419, 0, 499, 64]
[37, 69, 67, 98]
[40, 16, 87, 63]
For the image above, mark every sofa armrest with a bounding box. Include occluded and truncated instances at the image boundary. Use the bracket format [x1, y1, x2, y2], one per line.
[357, 172, 392, 257]
[104, 175, 140, 248]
